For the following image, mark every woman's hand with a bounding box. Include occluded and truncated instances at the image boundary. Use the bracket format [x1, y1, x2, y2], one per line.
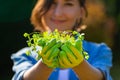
[59, 41, 84, 68]
[40, 39, 61, 68]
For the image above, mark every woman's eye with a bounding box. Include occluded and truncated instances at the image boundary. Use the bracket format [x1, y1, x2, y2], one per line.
[65, 3, 74, 6]
[52, 2, 57, 5]
[51, 2, 57, 8]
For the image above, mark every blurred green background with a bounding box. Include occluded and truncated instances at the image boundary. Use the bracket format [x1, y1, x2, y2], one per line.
[0, 0, 120, 80]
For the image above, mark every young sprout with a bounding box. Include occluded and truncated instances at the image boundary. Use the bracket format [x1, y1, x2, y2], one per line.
[24, 29, 89, 60]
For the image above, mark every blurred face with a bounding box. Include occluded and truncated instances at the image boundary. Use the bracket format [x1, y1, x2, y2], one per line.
[41, 0, 83, 31]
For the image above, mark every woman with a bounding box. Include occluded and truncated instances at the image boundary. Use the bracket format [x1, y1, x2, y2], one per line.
[11, 0, 112, 80]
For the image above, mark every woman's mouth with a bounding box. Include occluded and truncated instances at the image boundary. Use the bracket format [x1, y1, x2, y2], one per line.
[51, 18, 66, 24]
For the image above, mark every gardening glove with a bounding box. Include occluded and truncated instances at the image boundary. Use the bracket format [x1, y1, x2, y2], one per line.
[75, 39, 89, 60]
[59, 41, 84, 68]
[40, 39, 61, 68]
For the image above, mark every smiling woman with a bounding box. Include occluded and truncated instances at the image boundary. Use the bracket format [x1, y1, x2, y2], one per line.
[31, 0, 87, 32]
[41, 0, 82, 31]
[11, 0, 113, 80]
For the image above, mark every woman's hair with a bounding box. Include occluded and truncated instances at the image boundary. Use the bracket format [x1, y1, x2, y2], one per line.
[31, 0, 87, 31]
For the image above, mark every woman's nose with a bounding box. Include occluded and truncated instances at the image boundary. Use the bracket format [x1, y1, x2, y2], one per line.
[53, 5, 63, 17]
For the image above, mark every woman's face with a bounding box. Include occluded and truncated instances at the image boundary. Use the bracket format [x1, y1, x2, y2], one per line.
[41, 0, 83, 31]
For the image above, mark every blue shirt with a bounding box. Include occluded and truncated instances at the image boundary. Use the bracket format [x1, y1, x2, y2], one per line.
[11, 41, 112, 80]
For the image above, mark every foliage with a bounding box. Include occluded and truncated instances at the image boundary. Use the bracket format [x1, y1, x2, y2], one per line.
[24, 29, 89, 61]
